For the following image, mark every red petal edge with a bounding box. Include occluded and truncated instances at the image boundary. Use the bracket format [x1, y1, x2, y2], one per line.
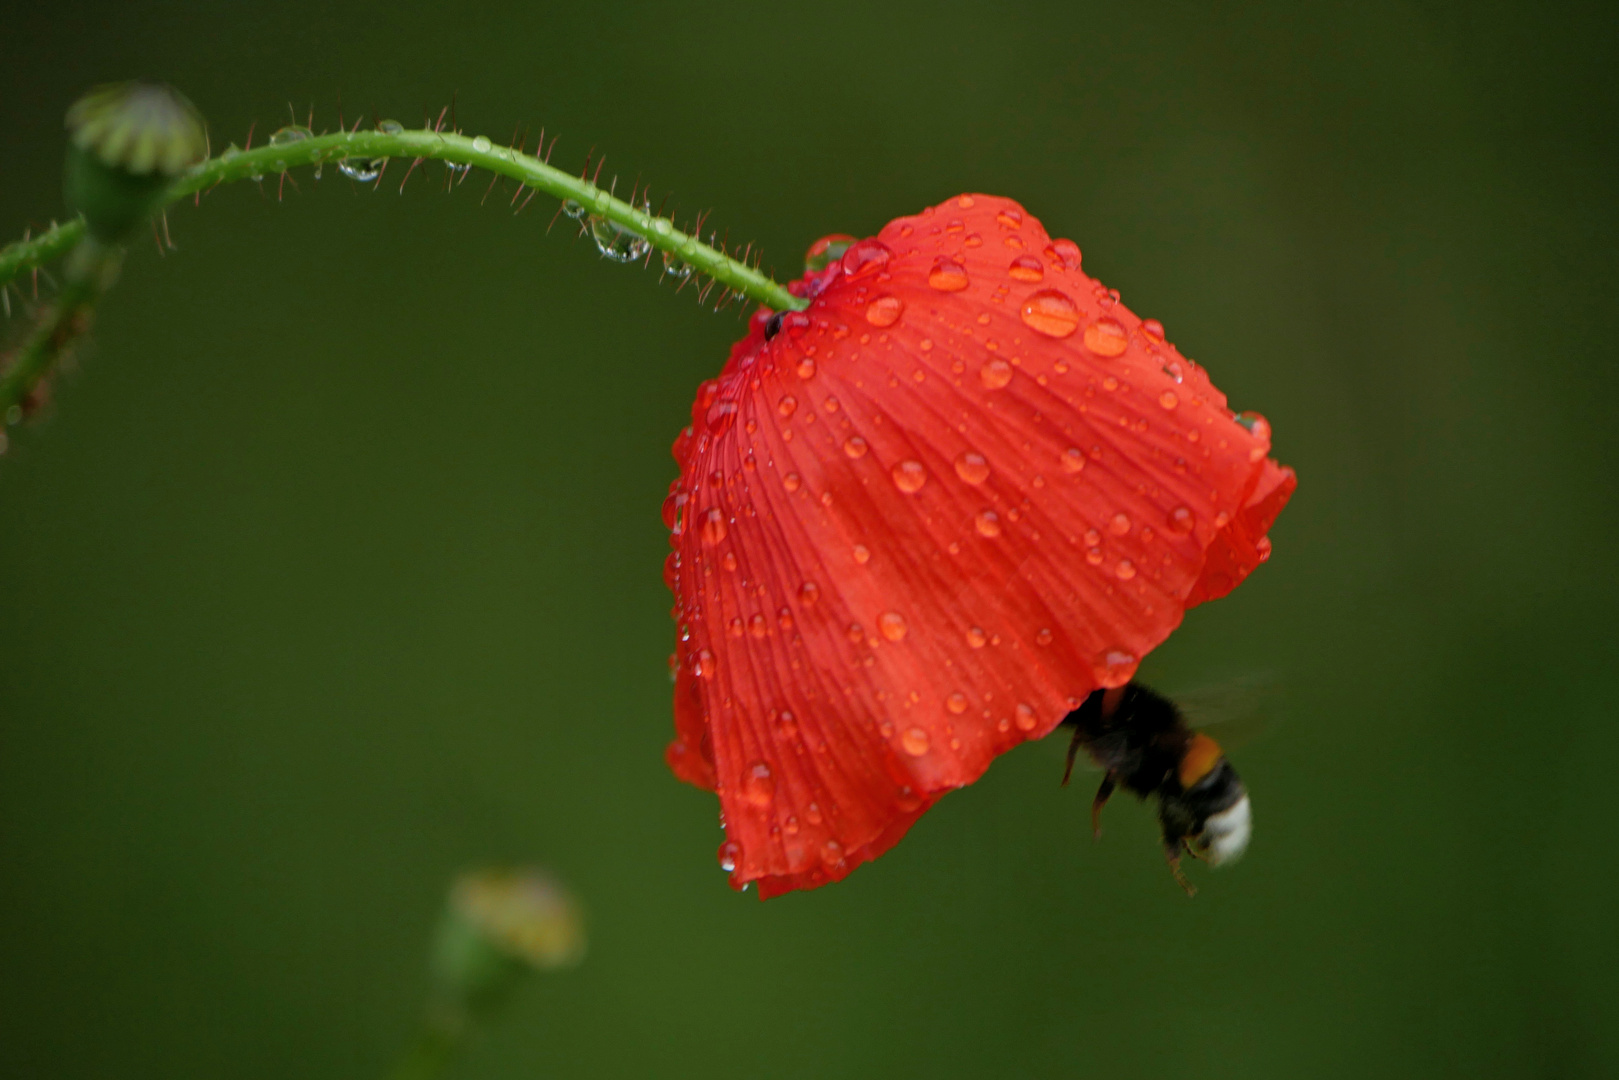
[663, 194, 1294, 897]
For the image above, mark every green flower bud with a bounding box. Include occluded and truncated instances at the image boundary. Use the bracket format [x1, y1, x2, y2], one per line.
[64, 82, 207, 243]
[429, 867, 585, 1017]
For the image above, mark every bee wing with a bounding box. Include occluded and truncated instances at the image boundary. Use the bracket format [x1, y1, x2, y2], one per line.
[1167, 673, 1283, 752]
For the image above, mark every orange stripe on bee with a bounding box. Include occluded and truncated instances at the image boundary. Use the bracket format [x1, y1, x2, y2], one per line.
[1178, 732, 1224, 788]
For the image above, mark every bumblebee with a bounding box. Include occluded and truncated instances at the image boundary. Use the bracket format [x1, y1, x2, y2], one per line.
[1061, 682, 1252, 895]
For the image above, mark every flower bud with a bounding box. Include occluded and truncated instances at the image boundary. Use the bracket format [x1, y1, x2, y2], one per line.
[429, 867, 585, 1016]
[63, 82, 207, 243]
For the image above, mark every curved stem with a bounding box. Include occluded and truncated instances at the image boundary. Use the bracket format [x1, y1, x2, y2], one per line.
[2, 127, 807, 312]
[0, 238, 120, 422]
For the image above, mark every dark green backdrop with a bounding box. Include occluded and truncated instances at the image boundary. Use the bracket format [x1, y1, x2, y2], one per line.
[2, 2, 1615, 1077]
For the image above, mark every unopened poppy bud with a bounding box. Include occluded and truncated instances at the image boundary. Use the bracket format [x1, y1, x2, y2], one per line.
[429, 867, 585, 1015]
[64, 82, 207, 243]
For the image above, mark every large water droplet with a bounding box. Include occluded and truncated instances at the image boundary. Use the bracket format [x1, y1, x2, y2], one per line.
[1008, 255, 1044, 282]
[928, 258, 969, 291]
[840, 238, 892, 280]
[377, 120, 405, 135]
[662, 250, 694, 280]
[975, 511, 1002, 537]
[996, 208, 1024, 229]
[866, 295, 904, 327]
[891, 460, 927, 493]
[706, 400, 738, 434]
[589, 217, 651, 263]
[954, 451, 990, 485]
[1044, 239, 1082, 270]
[338, 156, 386, 182]
[269, 125, 312, 146]
[471, 135, 492, 153]
[901, 727, 931, 756]
[561, 199, 587, 219]
[1020, 290, 1080, 338]
[980, 359, 1013, 389]
[742, 762, 775, 807]
[805, 233, 856, 273]
[1142, 318, 1166, 343]
[1083, 317, 1128, 357]
[702, 508, 728, 543]
[879, 611, 908, 641]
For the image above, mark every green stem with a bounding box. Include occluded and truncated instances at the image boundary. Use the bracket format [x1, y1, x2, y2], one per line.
[387, 1010, 468, 1080]
[0, 237, 121, 421]
[2, 127, 806, 312]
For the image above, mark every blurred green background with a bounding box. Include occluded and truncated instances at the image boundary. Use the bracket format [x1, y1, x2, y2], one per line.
[2, 1, 1615, 1076]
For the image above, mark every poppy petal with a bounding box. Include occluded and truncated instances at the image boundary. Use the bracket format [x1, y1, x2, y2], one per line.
[667, 194, 1293, 896]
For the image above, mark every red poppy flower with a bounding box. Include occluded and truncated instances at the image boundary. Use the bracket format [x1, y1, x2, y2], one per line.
[662, 194, 1294, 898]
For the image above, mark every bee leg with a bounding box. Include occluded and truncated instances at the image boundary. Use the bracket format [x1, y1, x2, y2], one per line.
[1061, 725, 1088, 787]
[1090, 774, 1117, 840]
[1164, 848, 1198, 898]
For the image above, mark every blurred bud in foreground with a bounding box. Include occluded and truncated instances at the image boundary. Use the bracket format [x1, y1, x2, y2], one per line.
[430, 867, 586, 1017]
[64, 82, 206, 243]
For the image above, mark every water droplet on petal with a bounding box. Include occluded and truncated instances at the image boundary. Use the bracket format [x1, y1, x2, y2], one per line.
[750, 614, 769, 638]
[866, 295, 904, 326]
[806, 802, 824, 825]
[1061, 447, 1086, 474]
[1256, 536, 1274, 562]
[947, 692, 968, 714]
[778, 395, 797, 417]
[805, 233, 856, 273]
[1044, 239, 1082, 270]
[844, 435, 868, 458]
[996, 208, 1023, 229]
[1115, 560, 1136, 580]
[975, 510, 1002, 537]
[891, 460, 927, 493]
[783, 473, 802, 493]
[702, 508, 728, 543]
[742, 762, 775, 807]
[1015, 703, 1038, 731]
[718, 841, 740, 872]
[1142, 318, 1166, 343]
[1035, 628, 1054, 646]
[980, 359, 1013, 389]
[879, 611, 908, 641]
[954, 452, 990, 484]
[692, 648, 716, 678]
[798, 581, 820, 605]
[928, 258, 969, 291]
[1110, 513, 1131, 536]
[1159, 391, 1179, 410]
[967, 626, 987, 648]
[1020, 290, 1080, 338]
[901, 727, 931, 756]
[841, 238, 892, 280]
[797, 356, 818, 379]
[822, 839, 845, 866]
[1008, 255, 1044, 282]
[706, 400, 738, 433]
[1168, 506, 1195, 533]
[853, 544, 871, 564]
[471, 135, 492, 153]
[1083, 318, 1128, 357]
